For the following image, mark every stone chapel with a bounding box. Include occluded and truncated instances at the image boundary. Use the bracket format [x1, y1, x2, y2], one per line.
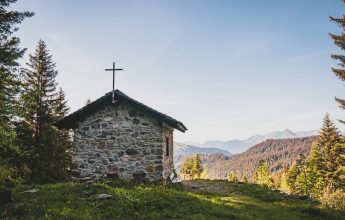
[53, 90, 187, 182]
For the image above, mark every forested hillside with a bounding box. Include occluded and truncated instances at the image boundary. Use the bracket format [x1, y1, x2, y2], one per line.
[206, 136, 317, 180]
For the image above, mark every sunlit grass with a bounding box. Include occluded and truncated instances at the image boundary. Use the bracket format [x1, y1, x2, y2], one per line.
[0, 180, 344, 220]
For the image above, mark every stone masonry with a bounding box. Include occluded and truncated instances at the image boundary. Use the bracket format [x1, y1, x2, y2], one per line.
[71, 101, 174, 182]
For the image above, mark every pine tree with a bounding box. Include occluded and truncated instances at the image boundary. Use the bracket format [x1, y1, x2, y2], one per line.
[317, 113, 341, 187]
[18, 40, 70, 183]
[333, 141, 345, 190]
[286, 155, 305, 193]
[192, 154, 203, 179]
[294, 154, 309, 196]
[330, 9, 345, 113]
[304, 143, 326, 198]
[181, 156, 194, 179]
[0, 0, 33, 184]
[255, 160, 272, 187]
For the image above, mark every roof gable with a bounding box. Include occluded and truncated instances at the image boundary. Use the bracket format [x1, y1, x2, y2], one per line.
[52, 90, 187, 133]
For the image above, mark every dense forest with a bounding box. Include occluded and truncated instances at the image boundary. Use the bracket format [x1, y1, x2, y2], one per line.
[206, 136, 317, 180]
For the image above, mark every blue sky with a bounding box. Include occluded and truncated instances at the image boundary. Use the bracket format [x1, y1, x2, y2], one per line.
[13, 0, 345, 142]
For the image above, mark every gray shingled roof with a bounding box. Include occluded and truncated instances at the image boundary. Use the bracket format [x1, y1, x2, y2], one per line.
[52, 90, 187, 133]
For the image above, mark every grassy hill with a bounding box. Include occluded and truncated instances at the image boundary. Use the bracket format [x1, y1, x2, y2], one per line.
[1, 180, 344, 220]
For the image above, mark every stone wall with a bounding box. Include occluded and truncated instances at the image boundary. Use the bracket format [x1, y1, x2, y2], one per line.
[71, 101, 172, 182]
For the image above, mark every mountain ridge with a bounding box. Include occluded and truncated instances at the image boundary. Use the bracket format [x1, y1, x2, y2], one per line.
[184, 129, 318, 154]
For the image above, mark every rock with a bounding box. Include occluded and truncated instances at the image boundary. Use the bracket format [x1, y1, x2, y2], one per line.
[155, 165, 163, 171]
[71, 169, 81, 177]
[22, 188, 40, 193]
[107, 171, 119, 179]
[79, 176, 92, 182]
[133, 118, 140, 125]
[95, 194, 114, 200]
[133, 172, 147, 184]
[97, 141, 106, 149]
[128, 109, 137, 117]
[146, 165, 154, 172]
[125, 149, 138, 156]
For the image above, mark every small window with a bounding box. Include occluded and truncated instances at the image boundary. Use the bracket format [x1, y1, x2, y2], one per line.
[166, 137, 170, 157]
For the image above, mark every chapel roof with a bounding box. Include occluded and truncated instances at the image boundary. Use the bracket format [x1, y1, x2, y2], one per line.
[52, 90, 187, 133]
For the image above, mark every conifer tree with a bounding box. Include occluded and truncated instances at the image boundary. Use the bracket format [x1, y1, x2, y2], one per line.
[304, 143, 326, 198]
[294, 154, 309, 195]
[0, 0, 33, 182]
[317, 113, 341, 187]
[330, 8, 345, 113]
[333, 141, 345, 190]
[286, 155, 305, 193]
[255, 160, 272, 187]
[18, 40, 71, 183]
[181, 156, 194, 179]
[192, 154, 203, 179]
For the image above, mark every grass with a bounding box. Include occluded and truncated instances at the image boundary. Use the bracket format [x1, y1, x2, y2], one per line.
[1, 180, 344, 220]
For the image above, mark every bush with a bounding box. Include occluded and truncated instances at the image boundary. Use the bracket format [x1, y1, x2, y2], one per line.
[320, 189, 345, 210]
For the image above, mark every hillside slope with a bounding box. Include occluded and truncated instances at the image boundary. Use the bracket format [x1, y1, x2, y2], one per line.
[206, 136, 318, 179]
[1, 180, 343, 219]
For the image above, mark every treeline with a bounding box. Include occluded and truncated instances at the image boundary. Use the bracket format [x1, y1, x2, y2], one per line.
[1, 0, 71, 194]
[206, 136, 317, 180]
[222, 114, 345, 210]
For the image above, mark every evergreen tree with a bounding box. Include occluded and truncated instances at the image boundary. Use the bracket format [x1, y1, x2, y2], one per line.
[294, 154, 308, 195]
[304, 143, 326, 198]
[255, 160, 272, 187]
[317, 113, 341, 187]
[181, 156, 194, 180]
[333, 141, 345, 190]
[280, 165, 291, 192]
[0, 0, 33, 184]
[18, 40, 71, 183]
[330, 9, 345, 113]
[286, 155, 305, 193]
[192, 154, 203, 179]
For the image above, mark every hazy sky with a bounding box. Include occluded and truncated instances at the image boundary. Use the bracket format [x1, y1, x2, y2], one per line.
[12, 0, 345, 142]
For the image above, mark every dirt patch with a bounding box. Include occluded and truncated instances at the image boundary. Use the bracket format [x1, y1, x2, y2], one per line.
[181, 180, 230, 194]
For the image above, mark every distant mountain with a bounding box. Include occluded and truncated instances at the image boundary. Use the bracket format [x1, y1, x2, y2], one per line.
[173, 142, 231, 174]
[174, 142, 231, 157]
[206, 136, 318, 180]
[185, 129, 319, 154]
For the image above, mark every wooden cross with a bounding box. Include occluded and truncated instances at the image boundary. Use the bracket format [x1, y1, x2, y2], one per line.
[105, 62, 123, 104]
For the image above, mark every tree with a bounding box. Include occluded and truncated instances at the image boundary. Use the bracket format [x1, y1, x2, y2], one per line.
[333, 141, 345, 190]
[180, 156, 194, 180]
[0, 0, 33, 187]
[191, 154, 203, 179]
[303, 143, 326, 198]
[286, 155, 305, 193]
[18, 40, 71, 183]
[255, 160, 272, 187]
[317, 114, 341, 186]
[330, 9, 345, 115]
[227, 171, 238, 182]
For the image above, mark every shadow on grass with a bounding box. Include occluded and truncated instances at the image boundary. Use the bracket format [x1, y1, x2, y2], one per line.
[1, 182, 238, 220]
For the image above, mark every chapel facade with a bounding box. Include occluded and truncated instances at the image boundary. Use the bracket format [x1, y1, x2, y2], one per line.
[53, 90, 187, 182]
